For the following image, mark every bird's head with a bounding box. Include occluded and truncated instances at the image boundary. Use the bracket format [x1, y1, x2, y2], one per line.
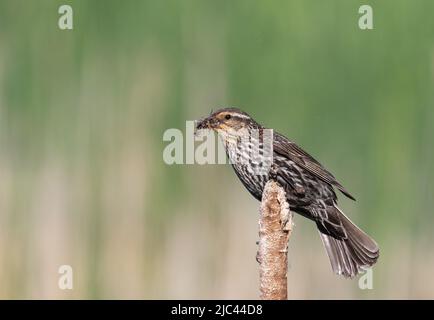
[196, 108, 261, 142]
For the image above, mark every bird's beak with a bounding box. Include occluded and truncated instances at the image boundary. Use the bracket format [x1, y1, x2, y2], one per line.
[196, 116, 219, 130]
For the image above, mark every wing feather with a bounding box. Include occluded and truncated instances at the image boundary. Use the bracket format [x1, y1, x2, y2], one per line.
[273, 132, 356, 201]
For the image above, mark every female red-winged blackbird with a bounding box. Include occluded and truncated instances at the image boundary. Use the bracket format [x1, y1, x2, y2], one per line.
[196, 107, 379, 278]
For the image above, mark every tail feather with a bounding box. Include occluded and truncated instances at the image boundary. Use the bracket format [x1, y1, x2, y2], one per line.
[318, 206, 379, 278]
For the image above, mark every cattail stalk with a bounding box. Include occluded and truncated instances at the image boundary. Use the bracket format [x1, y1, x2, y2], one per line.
[258, 180, 293, 300]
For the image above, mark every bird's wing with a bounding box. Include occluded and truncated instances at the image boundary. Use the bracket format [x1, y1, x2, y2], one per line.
[273, 132, 356, 201]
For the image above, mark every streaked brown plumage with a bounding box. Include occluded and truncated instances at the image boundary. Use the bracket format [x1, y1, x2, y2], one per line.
[196, 107, 379, 278]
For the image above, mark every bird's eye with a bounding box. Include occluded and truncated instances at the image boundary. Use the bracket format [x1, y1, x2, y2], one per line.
[225, 114, 231, 120]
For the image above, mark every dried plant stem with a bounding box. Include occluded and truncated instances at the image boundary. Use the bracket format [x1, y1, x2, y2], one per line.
[258, 180, 293, 300]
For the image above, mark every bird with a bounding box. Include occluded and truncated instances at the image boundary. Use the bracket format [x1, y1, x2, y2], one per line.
[196, 107, 379, 278]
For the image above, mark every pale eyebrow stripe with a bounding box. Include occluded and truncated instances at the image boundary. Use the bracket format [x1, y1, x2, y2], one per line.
[232, 113, 249, 119]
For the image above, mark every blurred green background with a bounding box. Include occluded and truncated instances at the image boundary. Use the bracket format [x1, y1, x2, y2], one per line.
[0, 0, 433, 299]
